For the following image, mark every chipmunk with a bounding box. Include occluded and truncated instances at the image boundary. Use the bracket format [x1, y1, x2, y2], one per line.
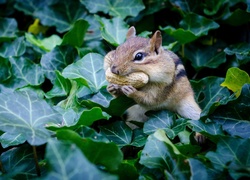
[104, 26, 205, 144]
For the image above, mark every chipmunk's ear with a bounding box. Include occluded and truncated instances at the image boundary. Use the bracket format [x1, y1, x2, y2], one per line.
[150, 30, 162, 54]
[126, 26, 136, 39]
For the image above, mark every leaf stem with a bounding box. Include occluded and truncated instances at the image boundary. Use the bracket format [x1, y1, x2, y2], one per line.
[0, 160, 5, 173]
[181, 44, 185, 58]
[32, 146, 41, 177]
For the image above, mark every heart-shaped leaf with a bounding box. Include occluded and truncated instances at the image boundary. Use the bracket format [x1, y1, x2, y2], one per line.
[0, 90, 62, 145]
[189, 120, 224, 136]
[0, 145, 38, 178]
[191, 77, 233, 117]
[162, 13, 219, 44]
[35, 0, 88, 33]
[0, 133, 26, 148]
[203, 0, 224, 15]
[47, 107, 110, 131]
[45, 70, 72, 99]
[211, 84, 250, 138]
[221, 67, 250, 97]
[44, 139, 117, 179]
[81, 0, 145, 19]
[130, 129, 148, 147]
[185, 44, 226, 70]
[169, 0, 203, 12]
[0, 37, 26, 57]
[80, 89, 135, 117]
[5, 57, 45, 89]
[61, 19, 90, 47]
[62, 53, 107, 92]
[224, 43, 250, 63]
[14, 0, 48, 16]
[140, 129, 189, 179]
[97, 17, 128, 46]
[223, 9, 250, 26]
[56, 129, 123, 171]
[41, 45, 77, 82]
[100, 121, 133, 147]
[0, 57, 11, 82]
[0, 17, 18, 41]
[77, 126, 109, 143]
[25, 33, 62, 52]
[206, 136, 250, 179]
[144, 110, 188, 139]
[189, 158, 221, 180]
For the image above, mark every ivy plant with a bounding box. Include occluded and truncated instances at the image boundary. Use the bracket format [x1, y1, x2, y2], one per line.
[0, 0, 250, 179]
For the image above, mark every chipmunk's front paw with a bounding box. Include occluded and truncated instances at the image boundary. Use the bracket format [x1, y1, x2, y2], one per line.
[121, 85, 137, 97]
[195, 132, 206, 145]
[107, 84, 121, 96]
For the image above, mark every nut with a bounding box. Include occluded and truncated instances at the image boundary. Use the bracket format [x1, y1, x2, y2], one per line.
[105, 68, 149, 88]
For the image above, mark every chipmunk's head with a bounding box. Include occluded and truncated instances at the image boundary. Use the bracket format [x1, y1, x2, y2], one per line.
[109, 27, 175, 83]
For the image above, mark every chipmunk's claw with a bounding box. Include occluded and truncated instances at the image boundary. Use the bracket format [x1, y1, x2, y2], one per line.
[195, 132, 206, 145]
[121, 85, 137, 97]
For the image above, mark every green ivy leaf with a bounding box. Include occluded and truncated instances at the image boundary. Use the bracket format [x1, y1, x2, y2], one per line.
[77, 107, 110, 127]
[143, 110, 186, 139]
[77, 126, 109, 143]
[81, 0, 145, 19]
[61, 19, 89, 47]
[144, 110, 175, 135]
[25, 33, 62, 52]
[79, 88, 113, 108]
[56, 129, 123, 171]
[177, 143, 201, 156]
[14, 0, 48, 16]
[224, 43, 250, 64]
[0, 145, 38, 178]
[97, 17, 128, 46]
[189, 120, 224, 136]
[0, 57, 11, 82]
[223, 8, 250, 26]
[41, 45, 77, 82]
[203, 0, 225, 15]
[62, 53, 107, 92]
[114, 160, 139, 180]
[80, 89, 135, 117]
[140, 129, 189, 179]
[47, 107, 110, 131]
[0, 17, 18, 41]
[221, 67, 250, 97]
[0, 37, 26, 57]
[44, 139, 117, 179]
[185, 44, 226, 70]
[45, 71, 72, 99]
[100, 121, 133, 147]
[189, 158, 221, 180]
[5, 57, 45, 89]
[161, 26, 198, 44]
[206, 136, 250, 179]
[191, 77, 233, 117]
[0, 90, 62, 145]
[161, 13, 219, 44]
[211, 84, 250, 138]
[169, 0, 202, 12]
[0, 133, 26, 148]
[130, 129, 148, 147]
[35, 0, 88, 33]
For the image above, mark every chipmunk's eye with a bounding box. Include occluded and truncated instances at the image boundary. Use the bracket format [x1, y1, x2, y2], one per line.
[134, 52, 144, 61]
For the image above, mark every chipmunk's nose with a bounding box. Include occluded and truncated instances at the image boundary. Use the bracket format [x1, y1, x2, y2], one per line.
[111, 65, 120, 75]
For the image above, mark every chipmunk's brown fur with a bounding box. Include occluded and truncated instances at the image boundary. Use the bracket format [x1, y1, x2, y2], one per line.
[104, 27, 205, 144]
